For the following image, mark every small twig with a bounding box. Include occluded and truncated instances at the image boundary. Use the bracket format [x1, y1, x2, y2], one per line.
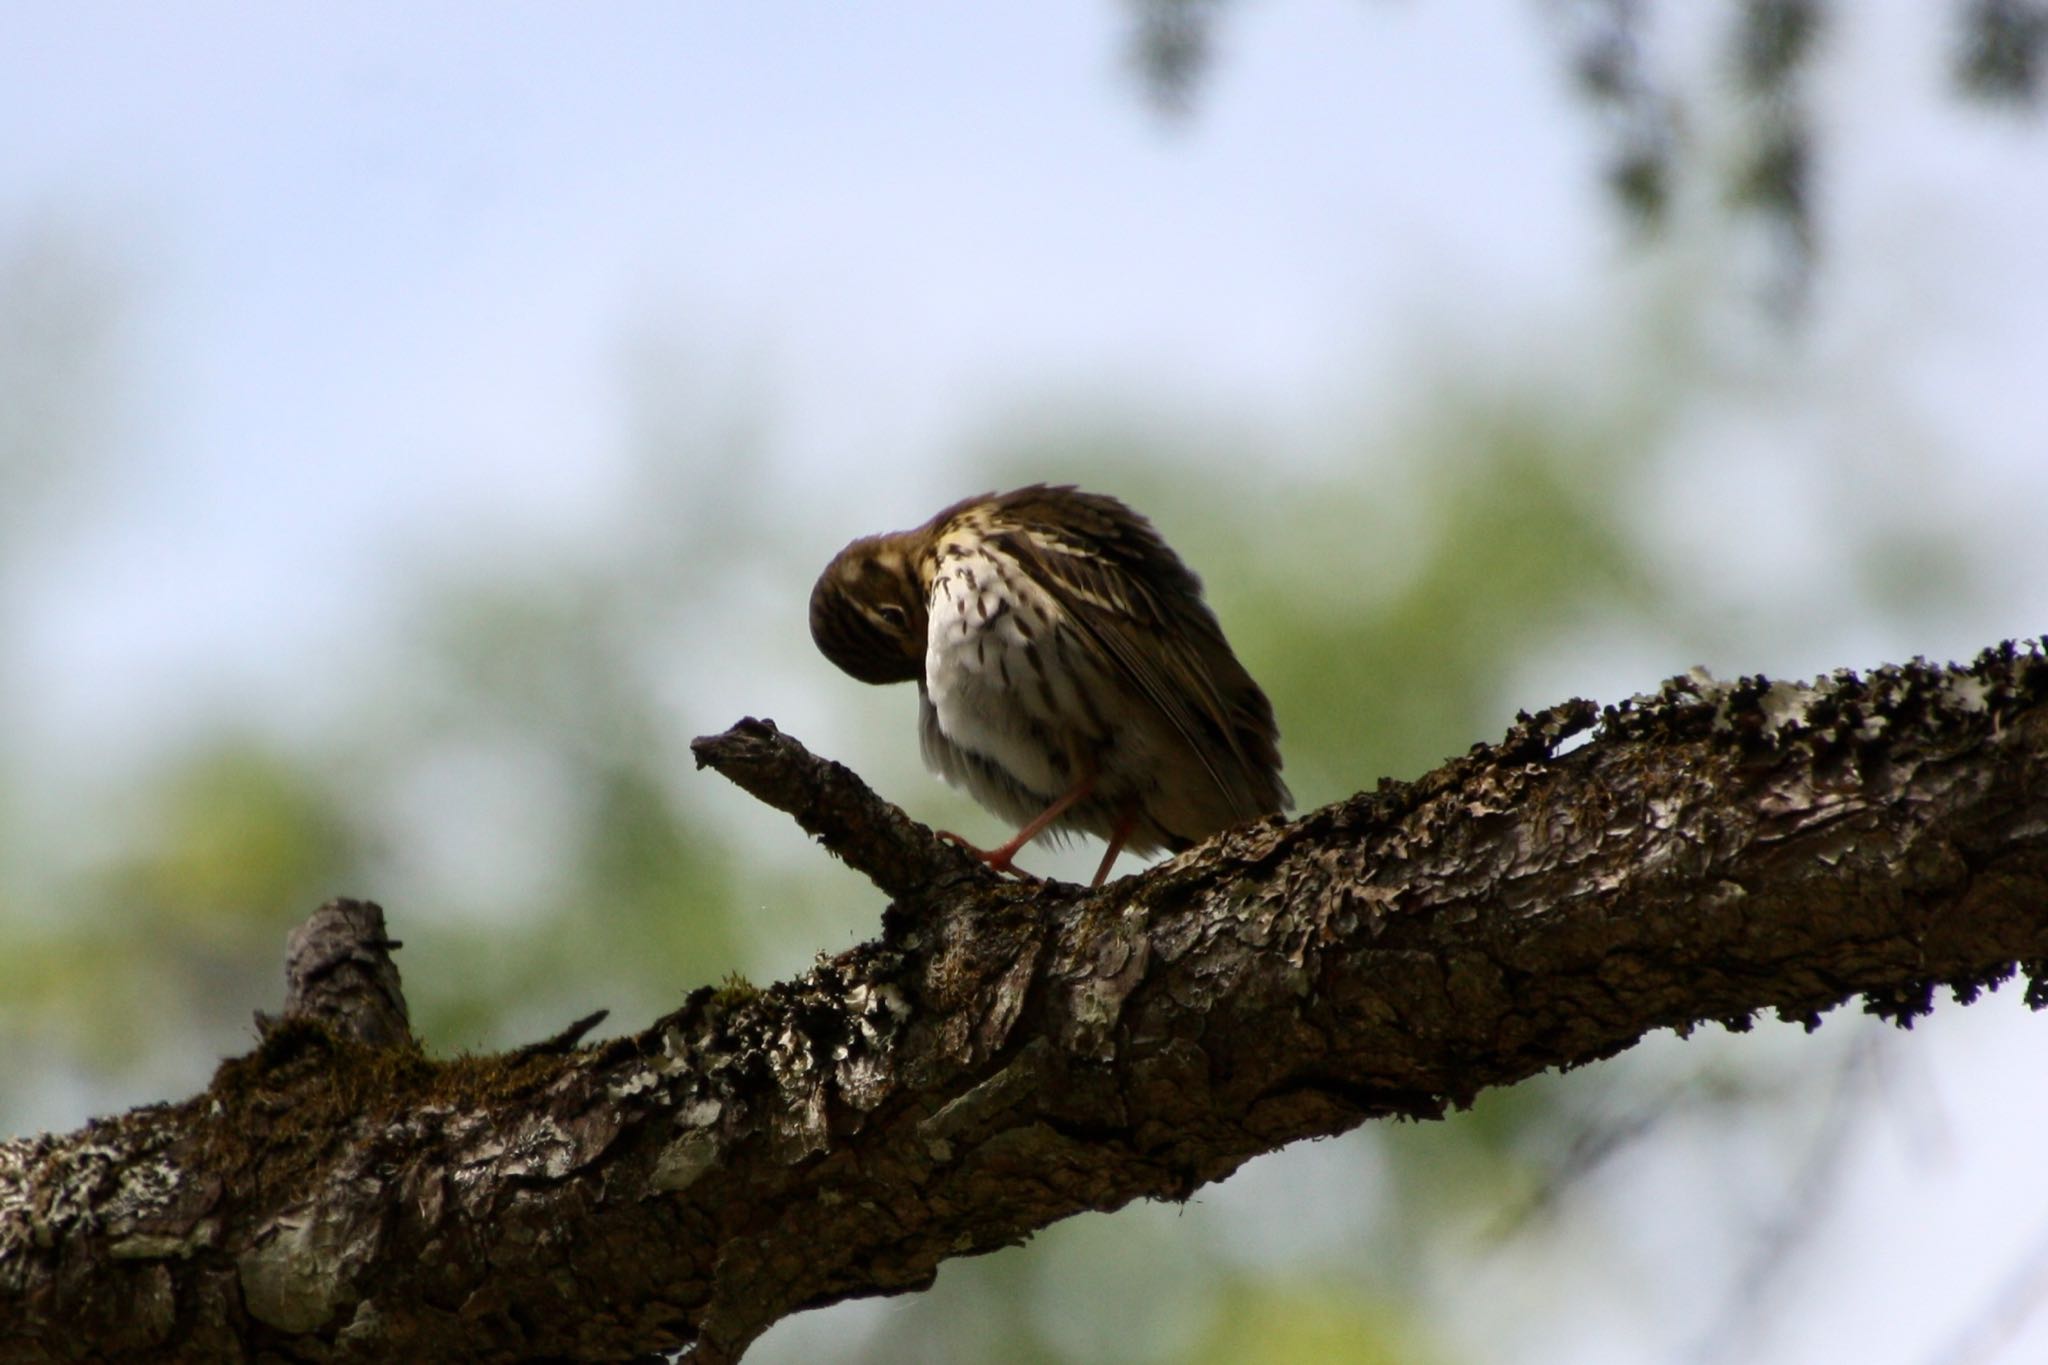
[690, 716, 984, 900]
[513, 1009, 612, 1059]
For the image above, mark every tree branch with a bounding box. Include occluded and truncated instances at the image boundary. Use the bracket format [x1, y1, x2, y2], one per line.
[3, 645, 2045, 1363]
[688, 716, 989, 900]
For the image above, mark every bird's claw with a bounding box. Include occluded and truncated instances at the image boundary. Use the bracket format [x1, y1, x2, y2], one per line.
[934, 829, 1043, 883]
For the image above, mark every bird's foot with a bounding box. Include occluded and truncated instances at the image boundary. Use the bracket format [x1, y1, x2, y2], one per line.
[935, 829, 1043, 883]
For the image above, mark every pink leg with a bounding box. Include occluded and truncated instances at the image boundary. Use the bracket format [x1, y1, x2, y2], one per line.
[938, 774, 1096, 881]
[1089, 808, 1139, 888]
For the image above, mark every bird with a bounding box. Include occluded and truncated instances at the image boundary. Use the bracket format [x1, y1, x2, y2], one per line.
[808, 484, 1289, 886]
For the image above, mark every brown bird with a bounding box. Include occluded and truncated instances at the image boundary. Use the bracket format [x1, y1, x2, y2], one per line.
[809, 484, 1289, 886]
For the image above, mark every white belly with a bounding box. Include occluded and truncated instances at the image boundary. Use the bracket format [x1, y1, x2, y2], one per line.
[921, 547, 1090, 814]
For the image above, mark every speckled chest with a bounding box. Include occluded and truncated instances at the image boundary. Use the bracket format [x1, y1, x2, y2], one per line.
[919, 537, 1104, 804]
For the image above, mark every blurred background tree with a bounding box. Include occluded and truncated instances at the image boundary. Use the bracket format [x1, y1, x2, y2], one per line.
[3, 3, 2045, 1363]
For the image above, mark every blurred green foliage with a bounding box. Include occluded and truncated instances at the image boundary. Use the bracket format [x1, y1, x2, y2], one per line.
[1186, 1282, 1449, 1365]
[113, 741, 358, 944]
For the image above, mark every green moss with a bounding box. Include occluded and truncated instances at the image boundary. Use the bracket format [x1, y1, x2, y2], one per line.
[193, 1022, 584, 1203]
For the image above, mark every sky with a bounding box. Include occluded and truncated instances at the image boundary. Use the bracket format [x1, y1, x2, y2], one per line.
[4, 3, 2048, 1364]
[2, 0, 1602, 768]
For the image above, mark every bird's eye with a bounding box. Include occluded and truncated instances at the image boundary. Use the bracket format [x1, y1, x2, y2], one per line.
[875, 604, 908, 630]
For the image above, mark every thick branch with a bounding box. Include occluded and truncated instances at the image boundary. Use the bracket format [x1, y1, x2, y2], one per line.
[3, 645, 2046, 1363]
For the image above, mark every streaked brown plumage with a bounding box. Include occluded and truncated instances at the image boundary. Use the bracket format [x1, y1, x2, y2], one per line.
[809, 484, 1289, 885]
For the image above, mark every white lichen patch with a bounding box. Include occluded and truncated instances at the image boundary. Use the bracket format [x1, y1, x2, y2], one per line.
[1675, 669, 1826, 744]
[608, 1069, 661, 1101]
[1944, 672, 1992, 713]
[1759, 680, 1815, 736]
[678, 1097, 723, 1129]
[769, 1025, 811, 1079]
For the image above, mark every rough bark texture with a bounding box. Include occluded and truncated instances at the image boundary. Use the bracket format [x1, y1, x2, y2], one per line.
[252, 899, 412, 1050]
[3, 644, 2047, 1363]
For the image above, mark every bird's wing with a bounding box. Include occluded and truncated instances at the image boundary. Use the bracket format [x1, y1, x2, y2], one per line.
[988, 492, 1282, 821]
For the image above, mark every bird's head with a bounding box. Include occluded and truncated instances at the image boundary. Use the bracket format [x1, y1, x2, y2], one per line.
[809, 535, 928, 685]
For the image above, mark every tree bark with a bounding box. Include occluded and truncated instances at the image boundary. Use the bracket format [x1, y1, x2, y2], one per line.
[2, 645, 2045, 1363]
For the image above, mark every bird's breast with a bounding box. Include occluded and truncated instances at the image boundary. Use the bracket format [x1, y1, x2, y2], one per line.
[921, 547, 1104, 805]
